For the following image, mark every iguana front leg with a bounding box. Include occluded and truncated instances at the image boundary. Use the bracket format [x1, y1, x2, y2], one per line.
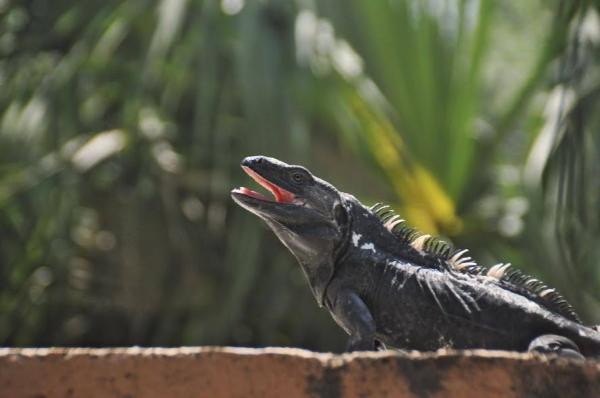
[528, 334, 584, 359]
[330, 289, 377, 351]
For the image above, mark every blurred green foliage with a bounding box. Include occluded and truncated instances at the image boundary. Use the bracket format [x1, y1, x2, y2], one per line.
[0, 0, 599, 350]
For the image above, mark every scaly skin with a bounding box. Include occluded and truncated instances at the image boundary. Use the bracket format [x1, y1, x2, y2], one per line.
[231, 155, 600, 358]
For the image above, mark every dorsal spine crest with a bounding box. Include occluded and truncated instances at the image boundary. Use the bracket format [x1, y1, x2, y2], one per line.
[369, 202, 582, 323]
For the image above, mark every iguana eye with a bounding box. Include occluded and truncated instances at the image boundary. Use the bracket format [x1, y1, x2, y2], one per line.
[291, 172, 305, 183]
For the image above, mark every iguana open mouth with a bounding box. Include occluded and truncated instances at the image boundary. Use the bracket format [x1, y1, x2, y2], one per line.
[233, 166, 296, 204]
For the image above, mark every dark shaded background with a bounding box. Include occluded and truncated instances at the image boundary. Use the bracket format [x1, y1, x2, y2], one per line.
[1, 0, 599, 352]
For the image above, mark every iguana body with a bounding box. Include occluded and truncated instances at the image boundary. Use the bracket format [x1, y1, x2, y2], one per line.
[231, 156, 600, 358]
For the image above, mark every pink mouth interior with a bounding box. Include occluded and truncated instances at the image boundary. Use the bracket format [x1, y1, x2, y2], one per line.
[235, 166, 296, 203]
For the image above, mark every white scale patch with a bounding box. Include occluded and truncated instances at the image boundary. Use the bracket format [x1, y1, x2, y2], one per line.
[352, 232, 362, 247]
[526, 301, 542, 312]
[360, 242, 376, 253]
[387, 261, 412, 290]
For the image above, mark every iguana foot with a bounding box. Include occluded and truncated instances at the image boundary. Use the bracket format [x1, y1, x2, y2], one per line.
[374, 339, 387, 351]
[528, 334, 584, 359]
[346, 337, 376, 351]
[346, 338, 387, 351]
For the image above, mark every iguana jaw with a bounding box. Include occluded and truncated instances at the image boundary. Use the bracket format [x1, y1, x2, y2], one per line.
[232, 166, 298, 205]
[230, 155, 344, 226]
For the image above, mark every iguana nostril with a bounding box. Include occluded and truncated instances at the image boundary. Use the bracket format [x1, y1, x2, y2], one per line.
[241, 156, 258, 167]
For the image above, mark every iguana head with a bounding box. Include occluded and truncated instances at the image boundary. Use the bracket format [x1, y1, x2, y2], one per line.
[231, 155, 350, 304]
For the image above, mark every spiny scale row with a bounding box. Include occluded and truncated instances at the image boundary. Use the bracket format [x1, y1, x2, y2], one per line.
[369, 203, 581, 323]
[371, 203, 462, 266]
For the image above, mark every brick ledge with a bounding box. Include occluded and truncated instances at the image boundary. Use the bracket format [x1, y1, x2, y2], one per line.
[1, 347, 599, 397]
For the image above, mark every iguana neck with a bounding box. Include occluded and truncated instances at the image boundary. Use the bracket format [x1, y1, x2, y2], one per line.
[294, 214, 352, 308]
[341, 198, 408, 262]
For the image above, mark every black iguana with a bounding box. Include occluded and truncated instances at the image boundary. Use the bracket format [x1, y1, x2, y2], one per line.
[231, 155, 600, 358]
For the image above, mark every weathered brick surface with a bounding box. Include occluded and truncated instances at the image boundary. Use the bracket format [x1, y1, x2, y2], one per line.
[0, 347, 599, 397]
